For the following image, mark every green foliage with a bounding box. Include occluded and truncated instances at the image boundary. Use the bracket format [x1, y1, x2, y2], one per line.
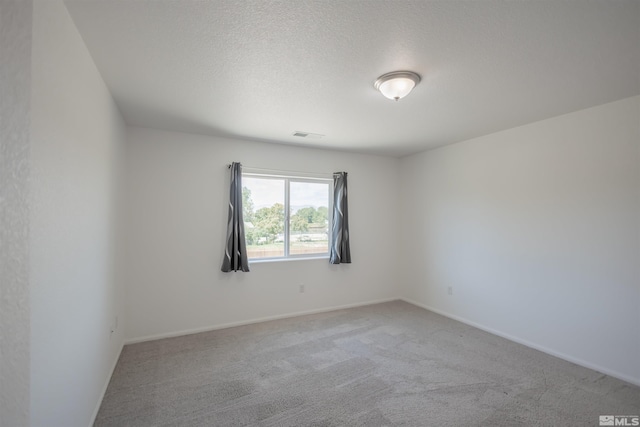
[317, 206, 328, 222]
[293, 206, 328, 225]
[251, 203, 285, 243]
[290, 213, 309, 233]
[242, 187, 254, 223]
[242, 186, 328, 245]
[290, 206, 328, 233]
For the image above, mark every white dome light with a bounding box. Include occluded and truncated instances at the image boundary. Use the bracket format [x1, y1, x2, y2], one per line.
[374, 71, 421, 101]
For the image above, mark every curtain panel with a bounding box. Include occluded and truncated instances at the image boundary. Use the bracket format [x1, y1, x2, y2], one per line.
[221, 162, 250, 272]
[330, 172, 351, 264]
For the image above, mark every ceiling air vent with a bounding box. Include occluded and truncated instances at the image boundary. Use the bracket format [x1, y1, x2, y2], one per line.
[292, 131, 324, 139]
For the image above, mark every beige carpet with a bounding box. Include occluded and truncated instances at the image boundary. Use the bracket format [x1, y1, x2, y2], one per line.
[95, 301, 640, 426]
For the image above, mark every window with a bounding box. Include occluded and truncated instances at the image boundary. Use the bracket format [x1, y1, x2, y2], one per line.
[242, 172, 332, 260]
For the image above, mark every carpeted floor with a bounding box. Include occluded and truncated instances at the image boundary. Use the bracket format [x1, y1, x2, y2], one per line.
[95, 301, 640, 426]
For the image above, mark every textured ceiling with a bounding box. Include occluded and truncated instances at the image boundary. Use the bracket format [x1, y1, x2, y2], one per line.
[64, 0, 639, 157]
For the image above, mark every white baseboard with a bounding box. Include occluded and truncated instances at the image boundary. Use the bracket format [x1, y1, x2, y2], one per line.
[401, 298, 640, 388]
[89, 339, 124, 427]
[125, 297, 401, 345]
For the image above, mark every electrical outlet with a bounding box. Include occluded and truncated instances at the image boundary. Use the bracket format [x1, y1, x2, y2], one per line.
[299, 284, 305, 293]
[447, 286, 453, 295]
[110, 315, 118, 335]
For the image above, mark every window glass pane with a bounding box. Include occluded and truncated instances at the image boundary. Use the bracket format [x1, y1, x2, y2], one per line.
[289, 181, 330, 255]
[242, 177, 285, 258]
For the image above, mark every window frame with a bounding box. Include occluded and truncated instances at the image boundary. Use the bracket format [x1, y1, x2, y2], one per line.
[242, 170, 333, 263]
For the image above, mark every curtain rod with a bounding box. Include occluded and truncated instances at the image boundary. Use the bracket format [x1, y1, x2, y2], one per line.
[227, 164, 340, 178]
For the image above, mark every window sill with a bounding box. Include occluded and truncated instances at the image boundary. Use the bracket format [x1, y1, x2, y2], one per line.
[249, 255, 329, 264]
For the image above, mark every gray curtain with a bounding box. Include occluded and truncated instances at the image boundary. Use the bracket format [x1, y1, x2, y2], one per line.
[221, 162, 250, 272]
[330, 172, 351, 264]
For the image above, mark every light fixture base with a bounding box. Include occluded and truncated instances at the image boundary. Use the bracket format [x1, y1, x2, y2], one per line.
[374, 71, 421, 101]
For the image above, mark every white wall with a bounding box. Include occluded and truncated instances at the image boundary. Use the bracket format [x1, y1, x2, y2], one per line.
[30, 1, 126, 426]
[401, 96, 640, 385]
[0, 1, 32, 425]
[124, 127, 400, 342]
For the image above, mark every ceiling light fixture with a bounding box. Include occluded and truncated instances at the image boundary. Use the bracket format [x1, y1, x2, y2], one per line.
[374, 71, 421, 101]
